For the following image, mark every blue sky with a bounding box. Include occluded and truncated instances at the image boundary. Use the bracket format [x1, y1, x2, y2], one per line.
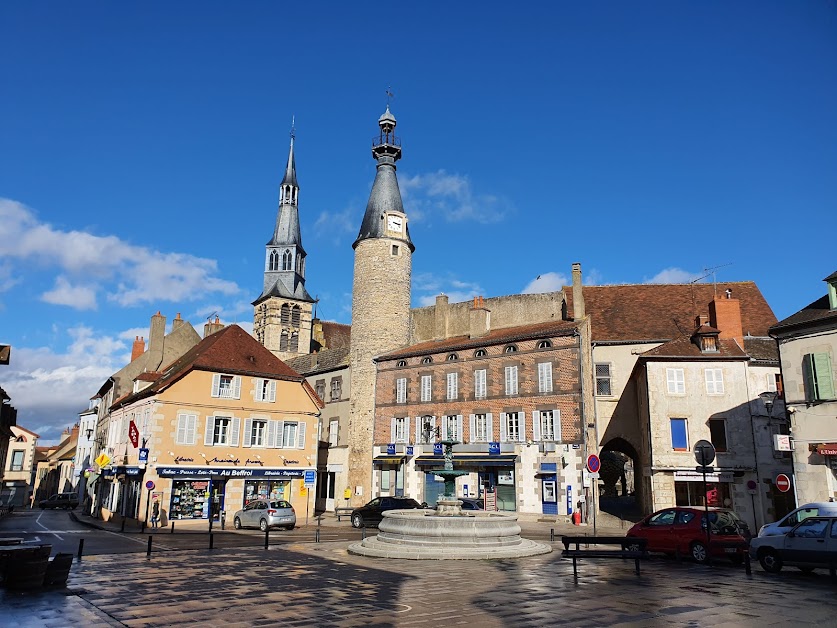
[1, 2, 835, 443]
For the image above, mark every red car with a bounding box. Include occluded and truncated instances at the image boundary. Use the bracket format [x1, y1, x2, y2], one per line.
[627, 507, 751, 564]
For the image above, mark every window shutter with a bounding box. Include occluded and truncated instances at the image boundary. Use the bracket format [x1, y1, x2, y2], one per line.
[232, 376, 241, 400]
[415, 417, 422, 443]
[441, 417, 448, 440]
[243, 418, 253, 447]
[486, 413, 493, 442]
[204, 417, 214, 445]
[814, 352, 835, 399]
[555, 409, 562, 442]
[803, 354, 817, 400]
[405, 416, 411, 442]
[275, 421, 285, 448]
[716, 370, 724, 394]
[519, 413, 527, 442]
[176, 415, 186, 445]
[500, 413, 507, 442]
[457, 415, 463, 442]
[186, 415, 196, 444]
[431, 416, 436, 438]
[266, 420, 277, 449]
[469, 414, 476, 443]
[505, 368, 512, 394]
[211, 374, 221, 397]
[297, 422, 306, 449]
[230, 417, 241, 447]
[268, 380, 276, 402]
[532, 411, 541, 441]
[391, 417, 397, 443]
[544, 364, 553, 392]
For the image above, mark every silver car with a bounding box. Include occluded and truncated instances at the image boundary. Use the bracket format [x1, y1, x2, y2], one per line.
[749, 516, 837, 573]
[233, 499, 296, 531]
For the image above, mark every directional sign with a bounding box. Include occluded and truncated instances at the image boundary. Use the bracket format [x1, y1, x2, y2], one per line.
[95, 452, 111, 468]
[304, 470, 316, 487]
[693, 440, 716, 467]
[128, 420, 139, 448]
[586, 454, 601, 473]
[776, 473, 791, 493]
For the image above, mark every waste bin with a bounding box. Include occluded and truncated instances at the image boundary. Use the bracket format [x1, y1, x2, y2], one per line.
[572, 511, 581, 526]
[3, 545, 51, 589]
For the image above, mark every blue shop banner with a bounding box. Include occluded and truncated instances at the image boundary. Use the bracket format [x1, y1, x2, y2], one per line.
[433, 443, 443, 455]
[488, 442, 501, 455]
[386, 443, 396, 455]
[138, 448, 149, 463]
[157, 466, 306, 479]
[406, 446, 414, 456]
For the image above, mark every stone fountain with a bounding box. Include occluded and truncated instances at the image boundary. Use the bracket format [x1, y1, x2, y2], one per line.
[348, 439, 551, 560]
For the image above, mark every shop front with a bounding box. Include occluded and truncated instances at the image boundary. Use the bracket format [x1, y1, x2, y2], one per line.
[100, 466, 145, 521]
[414, 454, 518, 511]
[673, 470, 734, 508]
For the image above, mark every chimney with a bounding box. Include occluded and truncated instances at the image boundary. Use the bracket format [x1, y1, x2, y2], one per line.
[172, 312, 184, 331]
[204, 316, 225, 338]
[131, 336, 145, 361]
[469, 296, 490, 339]
[694, 315, 710, 329]
[434, 294, 449, 341]
[709, 291, 744, 348]
[147, 311, 166, 370]
[311, 319, 325, 351]
[572, 262, 585, 320]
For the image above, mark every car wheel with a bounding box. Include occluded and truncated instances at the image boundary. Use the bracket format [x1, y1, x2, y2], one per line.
[285, 525, 295, 531]
[759, 549, 783, 573]
[259, 518, 268, 532]
[351, 513, 364, 529]
[233, 517, 242, 530]
[690, 541, 709, 564]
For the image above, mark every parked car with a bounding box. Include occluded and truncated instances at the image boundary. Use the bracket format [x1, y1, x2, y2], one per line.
[38, 493, 79, 510]
[626, 507, 751, 564]
[757, 502, 837, 537]
[232, 499, 296, 531]
[750, 516, 837, 573]
[459, 498, 485, 511]
[350, 497, 424, 528]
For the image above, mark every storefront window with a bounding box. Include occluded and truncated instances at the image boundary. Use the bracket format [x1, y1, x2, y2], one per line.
[675, 481, 731, 508]
[244, 480, 290, 506]
[171, 481, 209, 519]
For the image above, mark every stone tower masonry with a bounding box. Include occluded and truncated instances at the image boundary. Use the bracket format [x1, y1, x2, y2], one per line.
[347, 107, 415, 504]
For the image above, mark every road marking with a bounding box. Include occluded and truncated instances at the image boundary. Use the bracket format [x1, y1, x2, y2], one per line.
[34, 511, 64, 540]
[23, 536, 42, 543]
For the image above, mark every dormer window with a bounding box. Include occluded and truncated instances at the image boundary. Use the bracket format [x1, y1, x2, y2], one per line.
[504, 345, 518, 353]
[447, 353, 458, 361]
[474, 349, 487, 358]
[700, 336, 718, 353]
[397, 360, 407, 367]
[421, 356, 433, 364]
[537, 340, 552, 349]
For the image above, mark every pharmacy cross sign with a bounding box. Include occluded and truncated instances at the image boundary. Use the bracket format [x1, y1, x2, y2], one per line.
[128, 420, 139, 448]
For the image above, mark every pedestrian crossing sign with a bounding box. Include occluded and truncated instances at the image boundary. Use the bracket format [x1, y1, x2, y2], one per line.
[95, 452, 111, 468]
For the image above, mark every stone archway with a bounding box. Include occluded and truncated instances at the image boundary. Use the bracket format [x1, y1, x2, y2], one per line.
[598, 437, 642, 519]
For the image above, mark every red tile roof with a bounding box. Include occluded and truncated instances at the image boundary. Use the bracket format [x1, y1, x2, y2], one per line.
[378, 320, 581, 361]
[640, 337, 748, 359]
[319, 321, 351, 349]
[565, 282, 776, 342]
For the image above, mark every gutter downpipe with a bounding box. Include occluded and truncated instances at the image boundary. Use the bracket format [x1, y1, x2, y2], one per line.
[770, 331, 799, 509]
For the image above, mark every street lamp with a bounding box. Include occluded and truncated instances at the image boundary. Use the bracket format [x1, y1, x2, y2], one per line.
[759, 391, 778, 416]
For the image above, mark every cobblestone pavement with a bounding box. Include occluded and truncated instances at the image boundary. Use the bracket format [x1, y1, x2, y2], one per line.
[2, 540, 836, 627]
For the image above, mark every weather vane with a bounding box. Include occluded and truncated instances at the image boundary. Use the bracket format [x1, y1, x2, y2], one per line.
[386, 86, 394, 106]
[290, 114, 296, 139]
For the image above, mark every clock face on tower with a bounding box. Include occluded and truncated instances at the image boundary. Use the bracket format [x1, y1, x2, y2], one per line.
[387, 215, 403, 233]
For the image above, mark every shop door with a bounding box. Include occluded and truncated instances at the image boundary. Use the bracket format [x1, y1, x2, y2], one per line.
[496, 468, 516, 511]
[208, 480, 226, 521]
[317, 472, 336, 512]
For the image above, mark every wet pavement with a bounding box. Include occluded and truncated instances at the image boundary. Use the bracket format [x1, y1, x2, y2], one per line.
[2, 536, 836, 627]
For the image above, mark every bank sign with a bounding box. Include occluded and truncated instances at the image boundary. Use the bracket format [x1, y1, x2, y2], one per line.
[157, 467, 306, 479]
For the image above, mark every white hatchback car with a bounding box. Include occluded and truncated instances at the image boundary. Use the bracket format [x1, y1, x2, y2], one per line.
[757, 502, 837, 537]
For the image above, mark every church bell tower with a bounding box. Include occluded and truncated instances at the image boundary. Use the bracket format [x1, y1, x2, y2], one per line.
[253, 124, 316, 361]
[347, 106, 414, 502]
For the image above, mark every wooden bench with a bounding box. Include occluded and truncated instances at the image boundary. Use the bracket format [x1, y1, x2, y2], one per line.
[561, 535, 649, 577]
[0, 538, 24, 546]
[335, 508, 354, 522]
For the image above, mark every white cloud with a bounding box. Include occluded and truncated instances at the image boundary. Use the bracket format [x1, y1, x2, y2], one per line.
[522, 272, 570, 294]
[416, 275, 484, 307]
[313, 207, 358, 243]
[644, 267, 704, 284]
[0, 198, 240, 308]
[400, 170, 511, 224]
[41, 276, 98, 310]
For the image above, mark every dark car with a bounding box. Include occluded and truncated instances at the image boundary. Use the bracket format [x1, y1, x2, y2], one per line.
[626, 507, 751, 564]
[350, 497, 424, 528]
[39, 493, 80, 510]
[459, 498, 484, 511]
[750, 516, 837, 573]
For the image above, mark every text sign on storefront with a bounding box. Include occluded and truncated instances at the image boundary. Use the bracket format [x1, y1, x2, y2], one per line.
[128, 420, 139, 448]
[138, 448, 149, 463]
[386, 443, 396, 455]
[156, 467, 305, 478]
[674, 470, 733, 482]
[488, 442, 500, 455]
[433, 443, 443, 455]
[817, 443, 837, 456]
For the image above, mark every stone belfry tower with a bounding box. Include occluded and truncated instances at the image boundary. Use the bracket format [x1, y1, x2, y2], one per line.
[347, 106, 415, 503]
[253, 125, 316, 362]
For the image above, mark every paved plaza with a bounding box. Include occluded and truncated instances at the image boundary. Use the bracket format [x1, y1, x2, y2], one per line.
[2, 536, 836, 628]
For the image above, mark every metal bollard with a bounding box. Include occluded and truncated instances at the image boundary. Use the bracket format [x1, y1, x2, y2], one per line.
[550, 528, 555, 543]
[171, 521, 175, 534]
[744, 551, 752, 576]
[315, 528, 320, 543]
[120, 516, 126, 532]
[209, 532, 214, 550]
[264, 527, 269, 550]
[77, 538, 85, 561]
[361, 527, 366, 540]
[141, 521, 146, 534]
[147, 535, 153, 557]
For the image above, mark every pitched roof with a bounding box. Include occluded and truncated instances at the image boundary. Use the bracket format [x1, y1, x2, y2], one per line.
[319, 321, 351, 349]
[564, 282, 776, 342]
[112, 325, 303, 408]
[744, 337, 779, 363]
[770, 295, 837, 334]
[640, 337, 748, 360]
[286, 347, 350, 376]
[378, 320, 581, 361]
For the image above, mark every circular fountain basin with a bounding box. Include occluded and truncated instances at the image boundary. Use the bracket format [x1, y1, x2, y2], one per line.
[347, 509, 552, 560]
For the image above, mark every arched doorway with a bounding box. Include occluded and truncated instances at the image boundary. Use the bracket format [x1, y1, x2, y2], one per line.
[598, 437, 642, 520]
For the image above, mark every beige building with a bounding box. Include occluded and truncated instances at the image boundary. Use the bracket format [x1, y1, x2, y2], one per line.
[101, 324, 323, 526]
[2, 425, 39, 507]
[32, 425, 78, 503]
[770, 271, 837, 505]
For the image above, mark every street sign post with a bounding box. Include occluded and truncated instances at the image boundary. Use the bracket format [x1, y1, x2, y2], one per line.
[693, 440, 717, 553]
[586, 454, 601, 536]
[586, 454, 601, 473]
[776, 474, 791, 493]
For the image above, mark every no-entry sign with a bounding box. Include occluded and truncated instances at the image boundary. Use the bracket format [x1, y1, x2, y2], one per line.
[775, 474, 791, 493]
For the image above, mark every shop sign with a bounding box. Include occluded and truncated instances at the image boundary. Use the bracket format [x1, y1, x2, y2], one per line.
[816, 443, 837, 456]
[138, 448, 149, 463]
[128, 420, 139, 448]
[488, 442, 500, 455]
[433, 443, 443, 455]
[156, 466, 305, 479]
[386, 443, 396, 455]
[773, 435, 792, 452]
[674, 470, 733, 483]
[406, 446, 414, 456]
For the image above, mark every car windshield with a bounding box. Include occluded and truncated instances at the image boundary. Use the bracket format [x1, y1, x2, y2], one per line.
[703, 511, 744, 532]
[269, 501, 291, 509]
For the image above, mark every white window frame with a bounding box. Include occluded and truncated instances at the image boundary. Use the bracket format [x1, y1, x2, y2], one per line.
[392, 417, 407, 443]
[256, 379, 276, 402]
[281, 421, 306, 449]
[421, 375, 432, 402]
[446, 372, 458, 400]
[705, 368, 724, 395]
[474, 369, 487, 399]
[330, 378, 341, 401]
[396, 378, 407, 404]
[504, 365, 519, 396]
[213, 417, 231, 445]
[175, 413, 197, 445]
[212, 374, 241, 399]
[504, 411, 521, 442]
[329, 419, 339, 447]
[442, 414, 461, 441]
[537, 362, 553, 393]
[539, 409, 556, 441]
[666, 368, 685, 394]
[250, 419, 267, 447]
[472, 413, 489, 443]
[595, 363, 613, 396]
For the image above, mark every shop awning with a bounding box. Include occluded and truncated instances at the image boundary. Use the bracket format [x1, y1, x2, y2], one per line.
[373, 455, 406, 466]
[415, 455, 517, 468]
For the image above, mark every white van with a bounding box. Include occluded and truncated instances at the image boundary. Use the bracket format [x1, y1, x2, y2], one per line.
[757, 502, 837, 537]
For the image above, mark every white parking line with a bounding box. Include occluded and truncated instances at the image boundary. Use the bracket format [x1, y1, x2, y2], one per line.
[35, 511, 64, 540]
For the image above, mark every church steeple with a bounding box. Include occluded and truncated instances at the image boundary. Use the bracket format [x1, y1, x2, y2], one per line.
[253, 123, 315, 361]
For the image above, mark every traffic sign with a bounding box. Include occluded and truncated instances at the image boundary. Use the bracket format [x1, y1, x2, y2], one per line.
[128, 420, 139, 448]
[95, 452, 111, 468]
[145, 480, 155, 490]
[776, 474, 791, 493]
[746, 480, 758, 496]
[304, 470, 316, 487]
[693, 440, 716, 467]
[586, 454, 601, 473]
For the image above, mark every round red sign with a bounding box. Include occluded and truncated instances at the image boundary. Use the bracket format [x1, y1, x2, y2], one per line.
[775, 474, 791, 493]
